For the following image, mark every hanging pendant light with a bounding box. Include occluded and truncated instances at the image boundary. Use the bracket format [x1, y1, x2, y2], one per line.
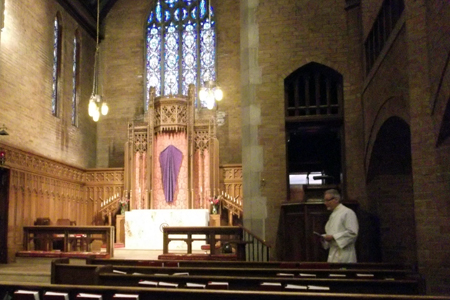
[199, 80, 223, 110]
[88, 0, 108, 122]
[198, 1, 223, 110]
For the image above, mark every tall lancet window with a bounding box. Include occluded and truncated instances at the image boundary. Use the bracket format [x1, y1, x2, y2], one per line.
[52, 14, 62, 116]
[145, 0, 217, 109]
[72, 31, 81, 126]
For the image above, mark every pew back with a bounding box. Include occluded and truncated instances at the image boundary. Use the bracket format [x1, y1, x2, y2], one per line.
[1, 282, 449, 300]
[86, 258, 415, 270]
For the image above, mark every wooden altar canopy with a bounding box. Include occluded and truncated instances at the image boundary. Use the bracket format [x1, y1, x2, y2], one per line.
[123, 85, 220, 211]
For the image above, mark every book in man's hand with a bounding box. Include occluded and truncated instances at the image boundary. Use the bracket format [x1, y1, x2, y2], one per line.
[43, 291, 69, 300]
[313, 231, 324, 238]
[14, 290, 39, 300]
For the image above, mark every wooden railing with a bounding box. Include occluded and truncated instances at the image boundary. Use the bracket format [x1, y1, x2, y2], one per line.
[242, 227, 270, 262]
[97, 193, 122, 225]
[22, 225, 114, 257]
[161, 226, 270, 262]
[221, 194, 243, 224]
[162, 226, 246, 260]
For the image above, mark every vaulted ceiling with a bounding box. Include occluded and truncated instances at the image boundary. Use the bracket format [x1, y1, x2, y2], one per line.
[56, 0, 119, 38]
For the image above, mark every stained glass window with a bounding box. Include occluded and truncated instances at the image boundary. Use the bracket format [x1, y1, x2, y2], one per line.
[52, 14, 62, 116]
[72, 31, 81, 126]
[146, 0, 217, 109]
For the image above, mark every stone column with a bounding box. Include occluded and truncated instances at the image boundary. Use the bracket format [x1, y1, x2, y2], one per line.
[344, 0, 368, 206]
[240, 0, 266, 240]
[405, 0, 447, 294]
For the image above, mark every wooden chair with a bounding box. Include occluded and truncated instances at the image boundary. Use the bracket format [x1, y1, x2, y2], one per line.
[32, 217, 51, 250]
[53, 219, 85, 251]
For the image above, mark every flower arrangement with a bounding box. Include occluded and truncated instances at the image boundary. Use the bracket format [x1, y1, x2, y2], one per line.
[119, 197, 130, 214]
[210, 195, 222, 215]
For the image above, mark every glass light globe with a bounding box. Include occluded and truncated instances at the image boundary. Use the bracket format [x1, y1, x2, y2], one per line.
[214, 88, 223, 101]
[88, 99, 96, 117]
[206, 93, 215, 110]
[199, 88, 208, 101]
[101, 102, 109, 115]
[93, 107, 100, 122]
[206, 99, 215, 110]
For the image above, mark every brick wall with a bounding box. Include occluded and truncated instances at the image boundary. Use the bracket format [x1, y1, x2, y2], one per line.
[254, 0, 357, 251]
[0, 0, 97, 168]
[361, 0, 450, 293]
[366, 174, 416, 264]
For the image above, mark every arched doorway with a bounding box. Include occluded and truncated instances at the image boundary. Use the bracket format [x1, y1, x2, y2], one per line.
[285, 62, 344, 201]
[366, 117, 417, 264]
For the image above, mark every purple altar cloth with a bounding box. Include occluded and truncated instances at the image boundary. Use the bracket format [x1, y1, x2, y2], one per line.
[159, 145, 183, 203]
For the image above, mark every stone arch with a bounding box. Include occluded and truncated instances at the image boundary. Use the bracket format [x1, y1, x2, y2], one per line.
[364, 96, 409, 173]
[366, 117, 417, 264]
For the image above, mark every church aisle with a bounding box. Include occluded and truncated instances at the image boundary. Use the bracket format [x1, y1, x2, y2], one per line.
[0, 249, 165, 284]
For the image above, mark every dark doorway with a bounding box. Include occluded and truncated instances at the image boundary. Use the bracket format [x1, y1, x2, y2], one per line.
[366, 117, 416, 264]
[0, 167, 9, 263]
[287, 123, 342, 185]
[285, 62, 344, 200]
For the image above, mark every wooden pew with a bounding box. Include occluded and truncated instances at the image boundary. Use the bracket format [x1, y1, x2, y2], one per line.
[97, 272, 422, 294]
[51, 259, 425, 294]
[1, 282, 449, 300]
[86, 258, 415, 270]
[79, 265, 419, 280]
[51, 259, 113, 285]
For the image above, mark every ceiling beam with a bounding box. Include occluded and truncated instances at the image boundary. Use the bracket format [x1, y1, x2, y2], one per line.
[56, 0, 97, 39]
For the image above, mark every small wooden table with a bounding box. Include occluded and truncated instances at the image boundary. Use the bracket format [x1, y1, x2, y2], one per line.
[23, 225, 114, 257]
[162, 226, 247, 260]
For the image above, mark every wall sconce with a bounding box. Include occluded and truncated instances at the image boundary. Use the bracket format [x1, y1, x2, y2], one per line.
[0, 124, 9, 136]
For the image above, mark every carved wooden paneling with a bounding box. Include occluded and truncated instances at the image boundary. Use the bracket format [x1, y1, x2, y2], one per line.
[2, 146, 85, 183]
[154, 97, 188, 133]
[219, 164, 243, 221]
[220, 164, 243, 200]
[0, 143, 124, 262]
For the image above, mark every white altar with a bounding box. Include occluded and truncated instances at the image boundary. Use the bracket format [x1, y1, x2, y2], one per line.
[124, 209, 210, 250]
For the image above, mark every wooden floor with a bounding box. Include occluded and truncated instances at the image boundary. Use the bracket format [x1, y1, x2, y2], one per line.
[0, 248, 191, 284]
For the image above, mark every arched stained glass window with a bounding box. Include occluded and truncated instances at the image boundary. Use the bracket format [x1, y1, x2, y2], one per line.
[146, 0, 217, 109]
[52, 14, 62, 116]
[72, 31, 81, 126]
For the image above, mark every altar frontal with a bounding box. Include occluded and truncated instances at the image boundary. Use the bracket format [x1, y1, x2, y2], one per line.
[125, 209, 209, 250]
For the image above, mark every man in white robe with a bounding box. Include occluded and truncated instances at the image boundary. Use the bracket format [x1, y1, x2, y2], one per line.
[321, 189, 359, 263]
